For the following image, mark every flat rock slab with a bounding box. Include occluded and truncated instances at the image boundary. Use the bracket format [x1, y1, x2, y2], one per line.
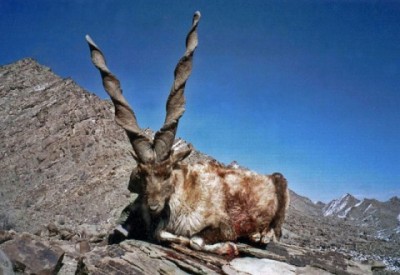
[0, 233, 64, 274]
[227, 257, 333, 275]
[78, 240, 219, 274]
[237, 243, 372, 275]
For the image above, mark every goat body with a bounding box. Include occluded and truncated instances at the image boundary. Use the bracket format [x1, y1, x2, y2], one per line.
[86, 11, 289, 255]
[156, 161, 289, 254]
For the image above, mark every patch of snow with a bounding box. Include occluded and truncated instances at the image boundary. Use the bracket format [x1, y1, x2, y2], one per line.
[339, 193, 348, 200]
[323, 202, 337, 216]
[338, 206, 353, 218]
[347, 249, 400, 272]
[376, 229, 390, 241]
[364, 204, 373, 213]
[228, 257, 296, 274]
[323, 194, 351, 217]
[354, 199, 364, 208]
[397, 213, 400, 223]
[33, 84, 47, 92]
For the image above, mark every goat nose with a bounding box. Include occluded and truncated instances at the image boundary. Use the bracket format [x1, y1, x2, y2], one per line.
[149, 204, 159, 212]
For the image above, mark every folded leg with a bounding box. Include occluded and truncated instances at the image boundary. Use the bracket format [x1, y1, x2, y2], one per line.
[158, 230, 238, 256]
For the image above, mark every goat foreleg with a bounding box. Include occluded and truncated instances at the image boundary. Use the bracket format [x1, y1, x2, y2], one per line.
[158, 230, 191, 246]
[158, 230, 238, 256]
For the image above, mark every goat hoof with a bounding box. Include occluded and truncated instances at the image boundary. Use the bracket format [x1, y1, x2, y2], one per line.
[261, 235, 271, 244]
[249, 232, 261, 243]
[189, 236, 205, 251]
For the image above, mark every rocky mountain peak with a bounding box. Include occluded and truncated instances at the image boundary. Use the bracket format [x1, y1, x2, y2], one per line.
[389, 196, 400, 204]
[322, 193, 360, 218]
[0, 57, 135, 233]
[322, 192, 400, 244]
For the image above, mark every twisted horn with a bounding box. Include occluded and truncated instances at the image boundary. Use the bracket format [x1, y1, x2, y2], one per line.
[86, 35, 154, 163]
[154, 11, 201, 162]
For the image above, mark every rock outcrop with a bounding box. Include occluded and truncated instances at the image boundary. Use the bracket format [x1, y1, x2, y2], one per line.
[0, 58, 134, 235]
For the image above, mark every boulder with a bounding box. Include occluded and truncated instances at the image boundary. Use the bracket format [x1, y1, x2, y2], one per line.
[0, 249, 14, 275]
[0, 233, 64, 274]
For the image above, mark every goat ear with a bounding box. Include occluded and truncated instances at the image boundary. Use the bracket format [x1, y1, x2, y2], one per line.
[171, 144, 193, 165]
[128, 166, 144, 193]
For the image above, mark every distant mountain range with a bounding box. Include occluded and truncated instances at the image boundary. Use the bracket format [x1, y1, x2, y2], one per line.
[321, 193, 400, 240]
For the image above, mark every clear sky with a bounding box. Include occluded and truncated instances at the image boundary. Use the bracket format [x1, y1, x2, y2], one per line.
[1, 0, 399, 202]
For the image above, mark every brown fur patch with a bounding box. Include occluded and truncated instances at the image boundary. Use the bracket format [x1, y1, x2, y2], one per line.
[223, 178, 260, 237]
[196, 221, 236, 244]
[207, 160, 225, 171]
[153, 162, 172, 178]
[216, 167, 235, 179]
[183, 170, 201, 208]
[269, 173, 288, 240]
[178, 164, 189, 179]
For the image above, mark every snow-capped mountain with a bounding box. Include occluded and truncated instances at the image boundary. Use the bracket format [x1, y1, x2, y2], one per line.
[323, 194, 400, 240]
[322, 193, 360, 218]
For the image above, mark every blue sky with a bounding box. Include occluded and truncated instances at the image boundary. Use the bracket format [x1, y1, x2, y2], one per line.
[1, 1, 399, 202]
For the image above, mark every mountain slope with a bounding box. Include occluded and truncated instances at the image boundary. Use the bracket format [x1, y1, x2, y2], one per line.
[0, 58, 135, 233]
[289, 190, 323, 217]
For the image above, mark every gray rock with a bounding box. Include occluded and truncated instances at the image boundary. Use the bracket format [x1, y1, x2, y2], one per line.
[0, 233, 64, 274]
[0, 231, 13, 245]
[0, 249, 14, 275]
[227, 257, 297, 274]
[77, 240, 207, 275]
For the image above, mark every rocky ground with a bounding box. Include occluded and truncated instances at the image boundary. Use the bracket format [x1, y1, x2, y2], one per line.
[284, 207, 400, 273]
[0, 58, 399, 274]
[0, 226, 379, 275]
